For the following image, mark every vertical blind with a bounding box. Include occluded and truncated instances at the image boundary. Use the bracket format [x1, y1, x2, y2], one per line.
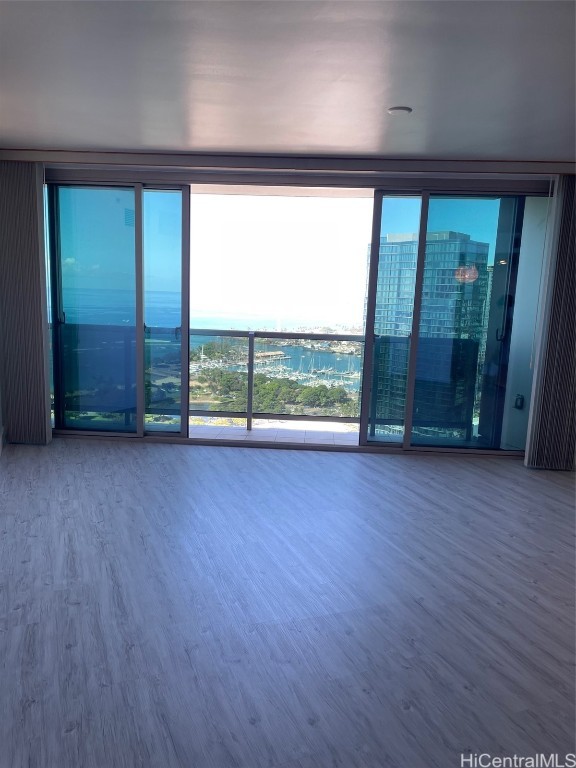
[0, 161, 51, 444]
[526, 175, 575, 470]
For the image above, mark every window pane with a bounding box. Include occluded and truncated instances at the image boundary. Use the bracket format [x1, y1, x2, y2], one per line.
[368, 196, 421, 442]
[58, 188, 136, 326]
[56, 186, 137, 432]
[410, 195, 539, 449]
[144, 189, 182, 433]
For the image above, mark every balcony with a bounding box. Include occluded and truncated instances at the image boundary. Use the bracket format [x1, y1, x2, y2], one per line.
[54, 325, 480, 448]
[55, 325, 365, 446]
[185, 329, 363, 446]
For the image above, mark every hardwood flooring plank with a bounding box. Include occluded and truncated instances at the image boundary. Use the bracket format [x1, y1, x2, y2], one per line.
[0, 440, 574, 768]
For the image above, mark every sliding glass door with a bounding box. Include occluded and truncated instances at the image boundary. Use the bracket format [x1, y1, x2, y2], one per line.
[363, 192, 547, 451]
[50, 186, 138, 431]
[50, 184, 189, 435]
[143, 189, 186, 433]
[365, 196, 422, 442]
[409, 196, 523, 448]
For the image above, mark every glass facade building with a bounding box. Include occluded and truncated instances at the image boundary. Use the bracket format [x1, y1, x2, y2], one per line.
[371, 230, 490, 443]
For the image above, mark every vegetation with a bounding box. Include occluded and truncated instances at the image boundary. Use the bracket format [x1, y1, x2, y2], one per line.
[190, 340, 246, 362]
[197, 369, 358, 417]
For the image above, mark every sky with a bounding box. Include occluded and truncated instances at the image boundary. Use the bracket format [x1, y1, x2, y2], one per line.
[188, 193, 374, 329]
[381, 196, 500, 262]
[59, 186, 137, 294]
[144, 189, 182, 292]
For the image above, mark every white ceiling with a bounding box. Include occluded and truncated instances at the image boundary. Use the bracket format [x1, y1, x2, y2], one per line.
[0, 1, 574, 161]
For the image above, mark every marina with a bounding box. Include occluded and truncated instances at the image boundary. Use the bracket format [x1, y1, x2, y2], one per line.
[189, 339, 364, 393]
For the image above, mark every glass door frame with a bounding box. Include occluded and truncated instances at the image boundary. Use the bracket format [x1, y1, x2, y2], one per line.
[359, 190, 431, 448]
[180, 184, 191, 439]
[401, 191, 430, 450]
[141, 183, 190, 439]
[358, 191, 383, 445]
[48, 181, 190, 439]
[358, 188, 539, 454]
[49, 181, 142, 437]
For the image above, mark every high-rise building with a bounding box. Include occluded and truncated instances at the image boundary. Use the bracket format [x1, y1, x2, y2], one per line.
[374, 231, 489, 338]
[371, 231, 490, 439]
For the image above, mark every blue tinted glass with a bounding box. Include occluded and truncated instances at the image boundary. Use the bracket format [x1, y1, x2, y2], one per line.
[143, 189, 183, 433]
[411, 196, 521, 449]
[368, 196, 421, 442]
[56, 186, 137, 431]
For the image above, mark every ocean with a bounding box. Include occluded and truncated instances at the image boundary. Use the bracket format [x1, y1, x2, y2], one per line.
[59, 289, 363, 390]
[62, 288, 336, 331]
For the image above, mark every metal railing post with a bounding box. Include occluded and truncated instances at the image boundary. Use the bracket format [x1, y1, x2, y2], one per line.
[247, 332, 255, 430]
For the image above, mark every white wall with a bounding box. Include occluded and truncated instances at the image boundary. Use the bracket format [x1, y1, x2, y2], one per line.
[501, 197, 549, 450]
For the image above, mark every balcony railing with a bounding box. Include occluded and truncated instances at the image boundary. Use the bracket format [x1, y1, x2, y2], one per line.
[187, 328, 365, 429]
[53, 324, 478, 442]
[54, 324, 365, 431]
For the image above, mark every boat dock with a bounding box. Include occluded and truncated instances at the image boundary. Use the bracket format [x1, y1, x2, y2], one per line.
[254, 351, 292, 365]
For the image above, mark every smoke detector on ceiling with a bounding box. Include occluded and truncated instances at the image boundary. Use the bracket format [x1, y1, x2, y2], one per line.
[387, 106, 413, 115]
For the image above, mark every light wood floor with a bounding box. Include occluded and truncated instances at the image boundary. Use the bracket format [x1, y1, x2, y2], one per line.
[0, 439, 574, 768]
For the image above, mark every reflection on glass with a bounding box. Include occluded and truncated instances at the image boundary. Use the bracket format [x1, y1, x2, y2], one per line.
[60, 324, 136, 430]
[144, 326, 182, 431]
[253, 339, 363, 418]
[189, 335, 249, 413]
[144, 190, 183, 432]
[411, 196, 525, 448]
[55, 186, 137, 431]
[368, 197, 421, 441]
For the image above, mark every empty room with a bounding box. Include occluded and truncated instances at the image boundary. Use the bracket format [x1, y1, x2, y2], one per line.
[0, 2, 574, 767]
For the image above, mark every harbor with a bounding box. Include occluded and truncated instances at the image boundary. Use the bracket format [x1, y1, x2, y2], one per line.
[189, 338, 363, 393]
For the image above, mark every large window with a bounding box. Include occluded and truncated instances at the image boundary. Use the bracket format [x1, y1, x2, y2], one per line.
[45, 180, 549, 452]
